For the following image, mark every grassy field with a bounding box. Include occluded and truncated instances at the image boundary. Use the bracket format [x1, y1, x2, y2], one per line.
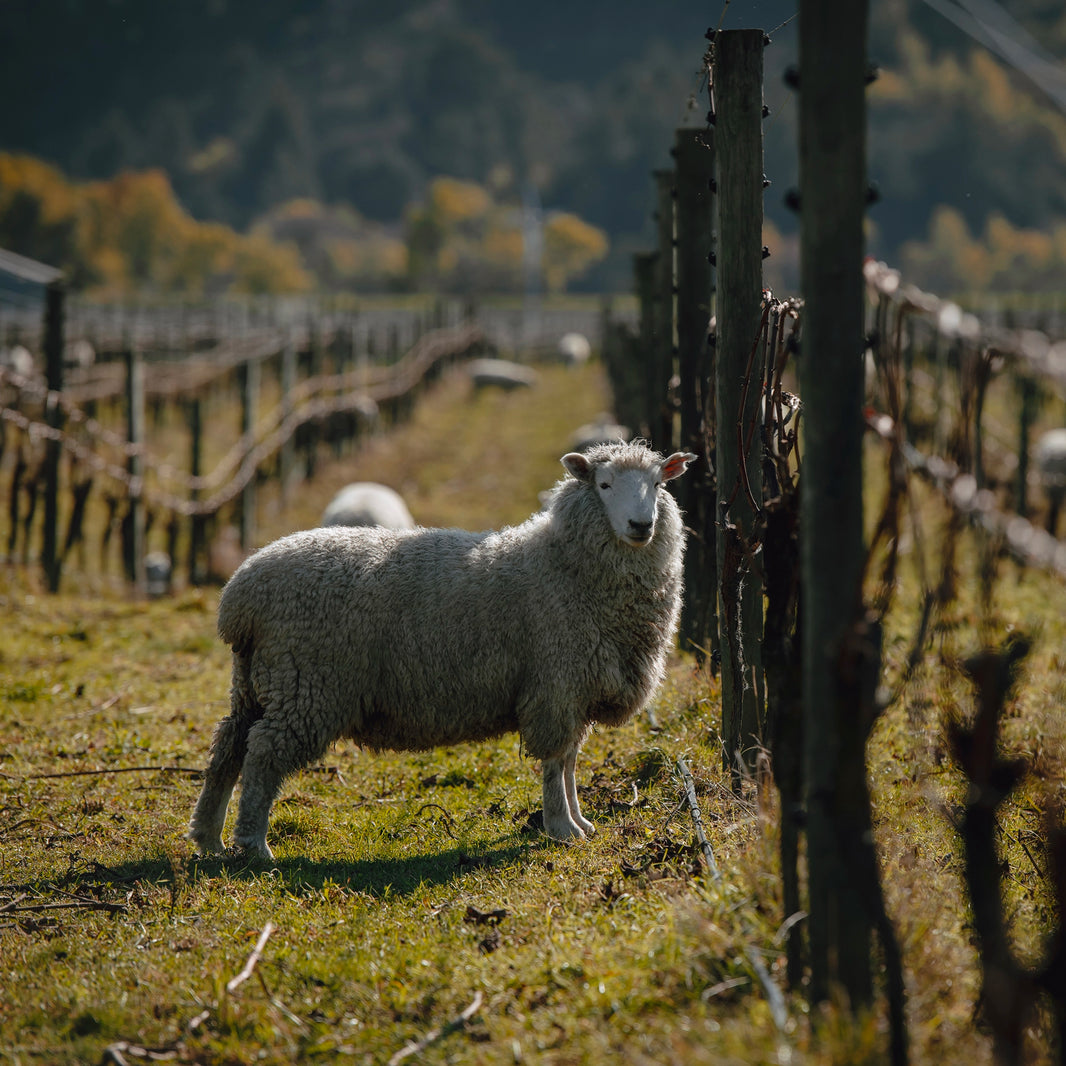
[2, 358, 1065, 1064]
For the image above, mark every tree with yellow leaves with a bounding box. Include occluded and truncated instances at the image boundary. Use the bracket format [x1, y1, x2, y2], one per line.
[0, 152, 311, 296]
[542, 212, 608, 293]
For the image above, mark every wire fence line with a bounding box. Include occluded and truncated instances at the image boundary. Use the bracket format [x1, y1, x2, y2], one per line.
[863, 257, 1066, 573]
[0, 316, 490, 590]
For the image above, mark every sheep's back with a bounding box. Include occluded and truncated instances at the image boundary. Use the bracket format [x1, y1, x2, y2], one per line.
[217, 524, 555, 745]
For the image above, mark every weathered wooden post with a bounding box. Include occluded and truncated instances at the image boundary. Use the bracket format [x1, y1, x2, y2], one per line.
[673, 126, 718, 662]
[187, 395, 206, 585]
[653, 169, 676, 452]
[798, 0, 896, 1033]
[279, 330, 297, 505]
[304, 322, 321, 479]
[238, 354, 260, 551]
[634, 252, 659, 441]
[1016, 374, 1039, 517]
[712, 28, 766, 775]
[41, 280, 65, 592]
[124, 342, 146, 591]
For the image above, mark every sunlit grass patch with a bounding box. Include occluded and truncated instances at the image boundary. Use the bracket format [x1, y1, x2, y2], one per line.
[2, 354, 1065, 1063]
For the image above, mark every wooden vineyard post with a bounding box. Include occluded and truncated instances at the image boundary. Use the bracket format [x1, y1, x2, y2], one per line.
[653, 169, 676, 453]
[673, 126, 718, 664]
[634, 252, 658, 441]
[238, 355, 260, 552]
[798, 0, 897, 1034]
[279, 331, 297, 505]
[712, 28, 766, 776]
[41, 280, 65, 592]
[124, 343, 146, 592]
[187, 395, 206, 585]
[304, 323, 321, 479]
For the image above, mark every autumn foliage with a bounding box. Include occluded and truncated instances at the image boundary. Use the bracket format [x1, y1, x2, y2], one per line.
[405, 176, 609, 294]
[0, 153, 311, 296]
[0, 157, 609, 296]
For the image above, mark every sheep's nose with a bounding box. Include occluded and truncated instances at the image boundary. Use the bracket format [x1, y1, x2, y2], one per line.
[628, 519, 653, 541]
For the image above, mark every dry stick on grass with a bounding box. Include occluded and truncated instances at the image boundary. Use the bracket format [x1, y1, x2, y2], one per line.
[100, 1041, 180, 1064]
[387, 990, 484, 1066]
[226, 921, 276, 994]
[25, 765, 203, 781]
[3, 898, 126, 915]
[1, 818, 76, 839]
[187, 921, 277, 1034]
[414, 802, 458, 840]
[0, 894, 30, 914]
[675, 757, 721, 882]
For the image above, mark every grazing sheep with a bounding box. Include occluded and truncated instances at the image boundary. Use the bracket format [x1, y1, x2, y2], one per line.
[0, 344, 34, 379]
[571, 417, 631, 453]
[320, 482, 415, 530]
[468, 358, 538, 391]
[189, 441, 697, 859]
[557, 332, 591, 366]
[1035, 428, 1066, 536]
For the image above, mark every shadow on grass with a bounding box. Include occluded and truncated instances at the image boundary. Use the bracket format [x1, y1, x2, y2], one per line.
[193, 838, 545, 896]
[29, 836, 549, 900]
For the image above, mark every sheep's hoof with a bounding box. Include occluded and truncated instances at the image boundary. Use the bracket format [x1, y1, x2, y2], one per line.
[544, 820, 587, 843]
[232, 837, 274, 862]
[188, 830, 224, 856]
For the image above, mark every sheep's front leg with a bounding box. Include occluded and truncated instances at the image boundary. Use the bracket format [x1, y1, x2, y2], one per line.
[563, 746, 595, 837]
[541, 757, 586, 841]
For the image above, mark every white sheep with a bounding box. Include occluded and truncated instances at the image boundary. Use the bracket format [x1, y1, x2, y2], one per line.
[557, 332, 591, 366]
[189, 441, 696, 859]
[0, 344, 34, 379]
[320, 482, 415, 530]
[468, 358, 538, 391]
[1035, 428, 1066, 536]
[571, 416, 631, 453]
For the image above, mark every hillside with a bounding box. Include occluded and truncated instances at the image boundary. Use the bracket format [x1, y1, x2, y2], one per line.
[3, 1, 1066, 290]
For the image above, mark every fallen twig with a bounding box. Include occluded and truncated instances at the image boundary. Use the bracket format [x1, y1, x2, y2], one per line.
[186, 921, 279, 1034]
[0, 894, 30, 914]
[388, 990, 483, 1066]
[675, 757, 721, 881]
[227, 921, 276, 994]
[24, 765, 202, 781]
[2, 898, 126, 916]
[101, 1040, 181, 1064]
[60, 691, 124, 722]
[1, 817, 77, 839]
[415, 802, 458, 840]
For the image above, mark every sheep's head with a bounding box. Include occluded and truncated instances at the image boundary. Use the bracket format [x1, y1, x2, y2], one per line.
[561, 443, 697, 547]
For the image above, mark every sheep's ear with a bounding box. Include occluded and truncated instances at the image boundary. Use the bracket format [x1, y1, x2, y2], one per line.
[662, 451, 698, 481]
[562, 452, 593, 481]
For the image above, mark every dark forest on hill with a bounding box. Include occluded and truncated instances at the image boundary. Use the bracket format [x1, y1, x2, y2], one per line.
[2, 0, 1066, 292]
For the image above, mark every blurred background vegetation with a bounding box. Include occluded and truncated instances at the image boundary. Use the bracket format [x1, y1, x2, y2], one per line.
[1, 0, 1065, 298]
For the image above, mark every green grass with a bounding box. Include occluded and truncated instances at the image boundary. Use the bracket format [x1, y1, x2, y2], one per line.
[2, 359, 1065, 1064]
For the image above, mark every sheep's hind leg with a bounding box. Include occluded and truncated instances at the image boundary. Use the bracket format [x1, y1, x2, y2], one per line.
[188, 713, 251, 854]
[232, 718, 324, 860]
[541, 757, 586, 842]
[563, 746, 595, 837]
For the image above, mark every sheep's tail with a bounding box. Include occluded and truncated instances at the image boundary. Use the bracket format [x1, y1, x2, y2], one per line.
[188, 648, 262, 853]
[216, 568, 256, 652]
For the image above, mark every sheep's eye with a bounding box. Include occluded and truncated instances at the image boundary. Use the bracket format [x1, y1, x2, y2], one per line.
[599, 481, 611, 490]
